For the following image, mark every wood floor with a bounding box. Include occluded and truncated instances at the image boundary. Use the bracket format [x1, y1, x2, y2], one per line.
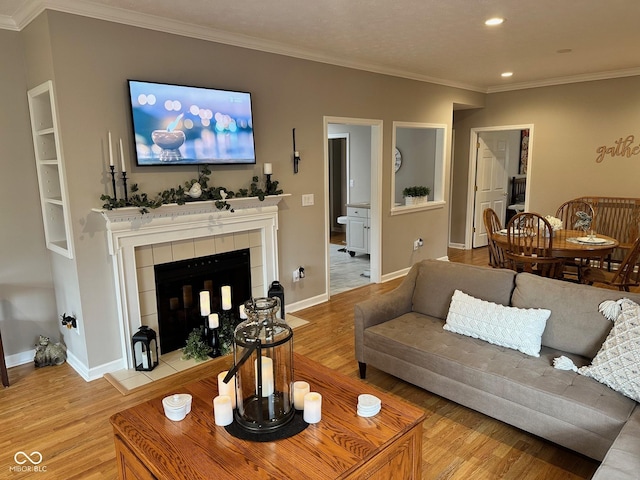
[0, 246, 600, 479]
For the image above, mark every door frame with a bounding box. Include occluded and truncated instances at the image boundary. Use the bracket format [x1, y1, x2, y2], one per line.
[464, 124, 535, 249]
[323, 116, 382, 297]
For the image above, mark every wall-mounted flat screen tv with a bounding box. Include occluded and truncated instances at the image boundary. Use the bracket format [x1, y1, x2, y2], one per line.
[127, 80, 256, 166]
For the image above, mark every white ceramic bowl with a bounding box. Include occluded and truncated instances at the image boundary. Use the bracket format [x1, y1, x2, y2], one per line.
[162, 393, 192, 421]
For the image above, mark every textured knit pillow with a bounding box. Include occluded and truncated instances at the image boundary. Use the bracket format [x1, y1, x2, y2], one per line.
[578, 299, 640, 402]
[444, 289, 550, 357]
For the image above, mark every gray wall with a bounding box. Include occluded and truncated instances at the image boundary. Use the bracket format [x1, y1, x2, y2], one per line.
[4, 11, 483, 370]
[0, 28, 58, 361]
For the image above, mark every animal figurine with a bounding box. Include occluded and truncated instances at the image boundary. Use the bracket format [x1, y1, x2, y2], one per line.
[34, 335, 67, 367]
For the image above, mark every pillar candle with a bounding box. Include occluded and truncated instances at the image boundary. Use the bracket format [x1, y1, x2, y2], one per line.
[199, 291, 211, 317]
[208, 313, 219, 329]
[182, 285, 193, 308]
[239, 304, 247, 319]
[255, 356, 274, 397]
[264, 163, 272, 175]
[169, 297, 179, 311]
[218, 371, 236, 409]
[293, 381, 310, 410]
[213, 395, 234, 426]
[119, 138, 126, 172]
[221, 285, 232, 311]
[108, 131, 114, 166]
[303, 392, 322, 424]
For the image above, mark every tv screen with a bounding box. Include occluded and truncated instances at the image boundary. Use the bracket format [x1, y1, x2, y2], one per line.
[127, 80, 256, 166]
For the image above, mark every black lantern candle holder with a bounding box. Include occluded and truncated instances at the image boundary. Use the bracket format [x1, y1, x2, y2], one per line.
[132, 326, 158, 371]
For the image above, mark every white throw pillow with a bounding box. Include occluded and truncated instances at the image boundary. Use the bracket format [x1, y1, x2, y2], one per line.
[444, 290, 550, 357]
[579, 299, 640, 402]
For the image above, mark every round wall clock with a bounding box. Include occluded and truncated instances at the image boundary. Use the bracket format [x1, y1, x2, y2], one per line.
[394, 148, 402, 172]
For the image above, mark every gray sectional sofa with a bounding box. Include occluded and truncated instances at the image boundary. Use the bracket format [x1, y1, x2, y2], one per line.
[354, 259, 640, 478]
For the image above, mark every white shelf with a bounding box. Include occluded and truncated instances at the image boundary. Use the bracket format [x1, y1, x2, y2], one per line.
[28, 81, 74, 259]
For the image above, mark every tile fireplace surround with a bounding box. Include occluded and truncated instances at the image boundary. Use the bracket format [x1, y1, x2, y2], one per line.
[94, 195, 288, 370]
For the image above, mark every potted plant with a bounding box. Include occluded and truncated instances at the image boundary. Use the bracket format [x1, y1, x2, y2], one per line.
[402, 186, 431, 205]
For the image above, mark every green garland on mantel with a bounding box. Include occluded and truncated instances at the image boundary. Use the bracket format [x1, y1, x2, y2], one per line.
[100, 166, 283, 214]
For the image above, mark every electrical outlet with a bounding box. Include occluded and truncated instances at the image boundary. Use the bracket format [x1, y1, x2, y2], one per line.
[293, 269, 300, 282]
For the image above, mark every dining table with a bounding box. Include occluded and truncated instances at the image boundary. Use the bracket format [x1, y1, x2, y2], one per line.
[492, 229, 619, 262]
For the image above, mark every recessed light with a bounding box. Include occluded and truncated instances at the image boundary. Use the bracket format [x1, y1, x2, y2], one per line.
[485, 17, 505, 26]
[501, 72, 513, 78]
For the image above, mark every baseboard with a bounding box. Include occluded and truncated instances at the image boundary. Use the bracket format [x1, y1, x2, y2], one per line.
[5, 349, 35, 368]
[449, 242, 465, 249]
[381, 268, 411, 283]
[287, 293, 329, 315]
[66, 350, 125, 382]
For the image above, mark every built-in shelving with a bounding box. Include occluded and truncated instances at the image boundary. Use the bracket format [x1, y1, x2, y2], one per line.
[27, 81, 74, 258]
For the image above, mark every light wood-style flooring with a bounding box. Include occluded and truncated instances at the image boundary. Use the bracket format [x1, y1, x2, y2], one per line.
[0, 246, 601, 479]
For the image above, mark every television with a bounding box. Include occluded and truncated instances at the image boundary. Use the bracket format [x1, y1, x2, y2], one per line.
[127, 80, 256, 166]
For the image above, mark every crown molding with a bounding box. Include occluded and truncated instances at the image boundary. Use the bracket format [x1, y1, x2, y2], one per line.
[0, 15, 18, 30]
[485, 67, 640, 94]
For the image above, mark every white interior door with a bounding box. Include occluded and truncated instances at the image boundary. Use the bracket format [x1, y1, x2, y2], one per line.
[473, 134, 508, 247]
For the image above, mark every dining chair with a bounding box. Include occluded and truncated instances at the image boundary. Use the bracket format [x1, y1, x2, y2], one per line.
[581, 236, 640, 291]
[505, 212, 565, 278]
[555, 200, 595, 232]
[483, 208, 507, 268]
[555, 200, 596, 281]
[0, 327, 8, 387]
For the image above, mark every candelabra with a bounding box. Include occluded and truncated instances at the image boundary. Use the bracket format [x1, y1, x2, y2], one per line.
[122, 171, 129, 202]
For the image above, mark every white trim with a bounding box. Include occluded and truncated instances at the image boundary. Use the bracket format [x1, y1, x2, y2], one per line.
[4, 349, 35, 368]
[323, 117, 383, 298]
[465, 125, 534, 250]
[448, 242, 465, 249]
[287, 293, 329, 316]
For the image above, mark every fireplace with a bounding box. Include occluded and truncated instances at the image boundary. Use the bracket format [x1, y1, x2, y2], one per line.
[154, 249, 251, 353]
[95, 195, 287, 370]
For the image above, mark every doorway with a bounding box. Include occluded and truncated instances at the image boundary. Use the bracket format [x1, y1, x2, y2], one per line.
[324, 117, 382, 297]
[465, 125, 533, 249]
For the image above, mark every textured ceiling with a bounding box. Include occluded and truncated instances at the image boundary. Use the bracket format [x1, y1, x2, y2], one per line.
[2, 0, 640, 92]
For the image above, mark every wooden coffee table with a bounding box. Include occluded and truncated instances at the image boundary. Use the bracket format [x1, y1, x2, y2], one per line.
[110, 353, 425, 479]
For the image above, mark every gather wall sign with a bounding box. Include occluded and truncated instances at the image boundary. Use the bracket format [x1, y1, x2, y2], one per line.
[596, 134, 640, 163]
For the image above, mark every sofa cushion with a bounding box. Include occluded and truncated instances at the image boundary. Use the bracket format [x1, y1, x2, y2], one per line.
[580, 299, 640, 402]
[444, 290, 550, 357]
[364, 312, 636, 450]
[412, 260, 516, 320]
[511, 273, 640, 358]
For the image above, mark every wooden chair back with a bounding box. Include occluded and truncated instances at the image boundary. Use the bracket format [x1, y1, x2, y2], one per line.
[0, 328, 8, 387]
[483, 208, 507, 268]
[609, 236, 640, 289]
[555, 200, 595, 231]
[505, 212, 564, 278]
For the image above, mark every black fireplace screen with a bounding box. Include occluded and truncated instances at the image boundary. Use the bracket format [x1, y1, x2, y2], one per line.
[154, 249, 251, 354]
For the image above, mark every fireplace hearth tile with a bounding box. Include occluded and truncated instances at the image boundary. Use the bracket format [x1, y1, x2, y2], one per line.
[135, 245, 154, 268]
[152, 243, 173, 264]
[194, 237, 216, 257]
[171, 239, 195, 261]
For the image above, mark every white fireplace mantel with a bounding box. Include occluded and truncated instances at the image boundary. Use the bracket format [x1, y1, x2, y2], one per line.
[93, 194, 289, 369]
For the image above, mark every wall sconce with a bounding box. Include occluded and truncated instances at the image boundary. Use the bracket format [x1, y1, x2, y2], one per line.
[293, 128, 301, 174]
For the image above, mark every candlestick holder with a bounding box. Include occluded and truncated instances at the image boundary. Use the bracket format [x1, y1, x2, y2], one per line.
[265, 173, 272, 192]
[205, 323, 221, 358]
[122, 171, 129, 202]
[109, 165, 117, 200]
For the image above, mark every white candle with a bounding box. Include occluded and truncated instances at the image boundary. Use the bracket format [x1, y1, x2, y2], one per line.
[169, 297, 179, 311]
[293, 381, 310, 410]
[303, 392, 322, 424]
[119, 138, 126, 172]
[255, 356, 274, 397]
[264, 163, 272, 175]
[218, 371, 236, 409]
[221, 285, 232, 311]
[239, 304, 247, 319]
[199, 291, 211, 317]
[208, 313, 219, 329]
[213, 395, 234, 426]
[108, 131, 114, 166]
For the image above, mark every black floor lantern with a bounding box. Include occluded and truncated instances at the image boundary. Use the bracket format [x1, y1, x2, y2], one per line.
[132, 326, 159, 371]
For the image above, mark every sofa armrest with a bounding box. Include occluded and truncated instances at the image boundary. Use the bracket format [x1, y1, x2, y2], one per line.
[592, 405, 640, 480]
[354, 263, 418, 363]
